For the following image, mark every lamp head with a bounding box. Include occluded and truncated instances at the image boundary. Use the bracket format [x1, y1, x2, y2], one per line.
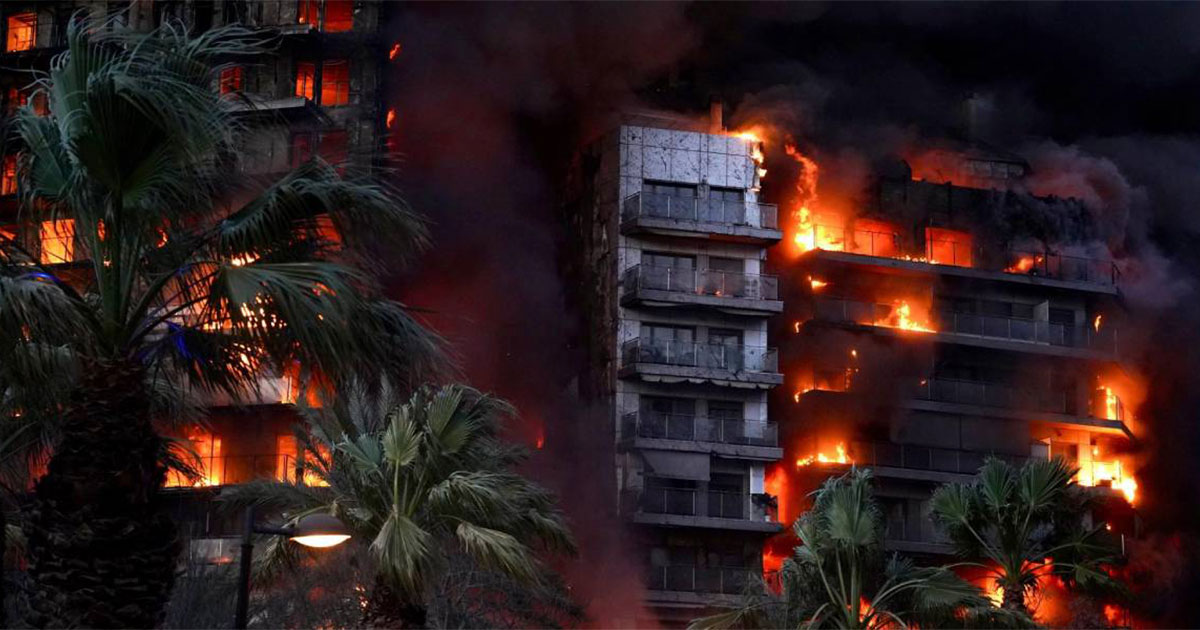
[289, 513, 351, 548]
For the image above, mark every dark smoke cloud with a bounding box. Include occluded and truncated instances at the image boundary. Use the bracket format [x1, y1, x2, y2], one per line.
[387, 2, 1200, 624]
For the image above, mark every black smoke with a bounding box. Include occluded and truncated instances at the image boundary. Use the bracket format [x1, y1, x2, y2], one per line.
[385, 3, 1200, 625]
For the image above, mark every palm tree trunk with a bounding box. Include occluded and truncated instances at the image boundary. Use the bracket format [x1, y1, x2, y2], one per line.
[1001, 581, 1027, 615]
[362, 574, 426, 628]
[23, 359, 179, 629]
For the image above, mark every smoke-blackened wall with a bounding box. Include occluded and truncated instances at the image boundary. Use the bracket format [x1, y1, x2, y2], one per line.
[385, 3, 1200, 624]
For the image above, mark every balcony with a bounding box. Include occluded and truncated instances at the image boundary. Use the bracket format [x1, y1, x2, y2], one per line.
[1004, 250, 1120, 287]
[620, 192, 782, 243]
[619, 339, 783, 387]
[163, 453, 317, 490]
[646, 565, 750, 596]
[621, 412, 781, 460]
[631, 487, 780, 533]
[621, 264, 782, 314]
[917, 377, 1070, 415]
[851, 440, 1030, 480]
[808, 297, 1118, 358]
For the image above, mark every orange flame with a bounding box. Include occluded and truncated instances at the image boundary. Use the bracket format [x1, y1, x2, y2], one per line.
[796, 443, 852, 467]
[1005, 254, 1044, 274]
[386, 108, 397, 129]
[1093, 314, 1103, 332]
[873, 299, 935, 333]
[1077, 457, 1138, 504]
[809, 276, 828, 291]
[388, 42, 402, 61]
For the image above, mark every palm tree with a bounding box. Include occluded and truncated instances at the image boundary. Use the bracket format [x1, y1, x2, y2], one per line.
[219, 383, 576, 628]
[930, 457, 1126, 617]
[691, 469, 1027, 630]
[0, 21, 439, 628]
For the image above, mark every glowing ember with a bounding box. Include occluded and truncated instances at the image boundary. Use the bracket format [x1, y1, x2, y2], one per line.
[1093, 314, 1103, 331]
[809, 276, 828, 291]
[793, 321, 801, 334]
[873, 299, 935, 333]
[388, 42, 401, 60]
[386, 108, 397, 129]
[796, 443, 852, 467]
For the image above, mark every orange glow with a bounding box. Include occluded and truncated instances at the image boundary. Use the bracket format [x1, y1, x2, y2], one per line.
[732, 129, 768, 180]
[809, 276, 828, 291]
[386, 108, 397, 129]
[276, 435, 330, 486]
[388, 42, 402, 61]
[796, 442, 852, 467]
[1077, 457, 1138, 504]
[764, 466, 791, 525]
[218, 66, 244, 95]
[39, 220, 75, 264]
[166, 430, 223, 487]
[873, 299, 935, 333]
[291, 533, 351, 548]
[1093, 314, 1103, 332]
[322, 0, 354, 32]
[320, 60, 350, 106]
[1098, 385, 1122, 420]
[924, 227, 973, 267]
[1, 154, 15, 196]
[6, 13, 35, 52]
[535, 433, 545, 450]
[295, 62, 316, 100]
[1005, 253, 1044, 274]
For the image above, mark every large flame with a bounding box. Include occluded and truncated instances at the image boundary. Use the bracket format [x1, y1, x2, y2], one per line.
[796, 443, 852, 467]
[873, 299, 936, 333]
[1077, 457, 1138, 504]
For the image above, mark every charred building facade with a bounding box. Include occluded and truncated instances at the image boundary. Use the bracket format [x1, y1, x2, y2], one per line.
[779, 146, 1138, 562]
[0, 0, 393, 560]
[565, 114, 785, 625]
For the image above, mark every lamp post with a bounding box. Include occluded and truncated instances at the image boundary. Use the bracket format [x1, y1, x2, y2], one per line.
[233, 507, 351, 629]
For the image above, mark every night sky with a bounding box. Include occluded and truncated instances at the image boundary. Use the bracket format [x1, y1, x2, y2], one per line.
[383, 4, 1200, 624]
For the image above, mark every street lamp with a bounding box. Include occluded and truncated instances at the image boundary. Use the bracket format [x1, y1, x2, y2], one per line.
[234, 506, 351, 629]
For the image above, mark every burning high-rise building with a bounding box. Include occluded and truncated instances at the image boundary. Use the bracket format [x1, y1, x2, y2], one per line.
[564, 110, 785, 626]
[0, 0, 394, 561]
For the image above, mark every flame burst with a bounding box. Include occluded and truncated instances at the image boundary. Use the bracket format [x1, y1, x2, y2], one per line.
[386, 108, 397, 129]
[1005, 254, 1044, 274]
[809, 276, 828, 291]
[388, 42, 402, 60]
[796, 443, 852, 467]
[873, 299, 935, 332]
[1093, 314, 1103, 331]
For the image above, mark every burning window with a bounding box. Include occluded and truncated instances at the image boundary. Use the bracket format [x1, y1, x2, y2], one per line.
[5, 13, 35, 52]
[39, 219, 75, 264]
[294, 62, 316, 100]
[296, 0, 319, 26]
[218, 66, 244, 95]
[166, 430, 223, 487]
[1, 154, 16, 196]
[275, 435, 330, 486]
[320, 60, 350, 106]
[924, 227, 973, 267]
[322, 0, 353, 31]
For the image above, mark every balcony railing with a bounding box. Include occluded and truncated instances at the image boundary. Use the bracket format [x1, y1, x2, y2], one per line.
[1005, 250, 1119, 287]
[621, 338, 779, 373]
[622, 264, 779, 301]
[850, 441, 1030, 476]
[621, 192, 779, 230]
[809, 297, 1117, 353]
[621, 412, 778, 447]
[917, 377, 1070, 414]
[164, 453, 319, 489]
[646, 565, 750, 595]
[937, 310, 1117, 352]
[639, 487, 748, 520]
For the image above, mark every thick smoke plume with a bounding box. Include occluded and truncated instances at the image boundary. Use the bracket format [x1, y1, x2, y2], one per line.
[386, 3, 1200, 625]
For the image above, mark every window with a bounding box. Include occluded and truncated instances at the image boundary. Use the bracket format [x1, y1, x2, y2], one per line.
[294, 62, 316, 100]
[707, 400, 744, 421]
[1, 154, 16, 196]
[5, 13, 35, 52]
[322, 0, 353, 31]
[4, 86, 24, 115]
[297, 0, 320, 26]
[39, 219, 75, 264]
[320, 60, 349, 106]
[290, 132, 314, 167]
[166, 430, 223, 487]
[643, 251, 694, 270]
[298, 0, 352, 32]
[218, 66, 243, 95]
[275, 435, 330, 486]
[644, 324, 693, 345]
[707, 257, 743, 273]
[643, 181, 697, 198]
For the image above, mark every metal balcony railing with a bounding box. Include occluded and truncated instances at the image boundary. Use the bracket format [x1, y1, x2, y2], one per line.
[621, 412, 778, 447]
[809, 297, 1117, 353]
[797, 224, 904, 258]
[917, 377, 1070, 414]
[621, 192, 779, 230]
[622, 264, 779, 301]
[164, 454, 319, 488]
[639, 487, 748, 520]
[646, 565, 750, 595]
[936, 310, 1117, 352]
[1005, 250, 1120, 286]
[850, 441, 1030, 476]
[621, 338, 779, 373]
